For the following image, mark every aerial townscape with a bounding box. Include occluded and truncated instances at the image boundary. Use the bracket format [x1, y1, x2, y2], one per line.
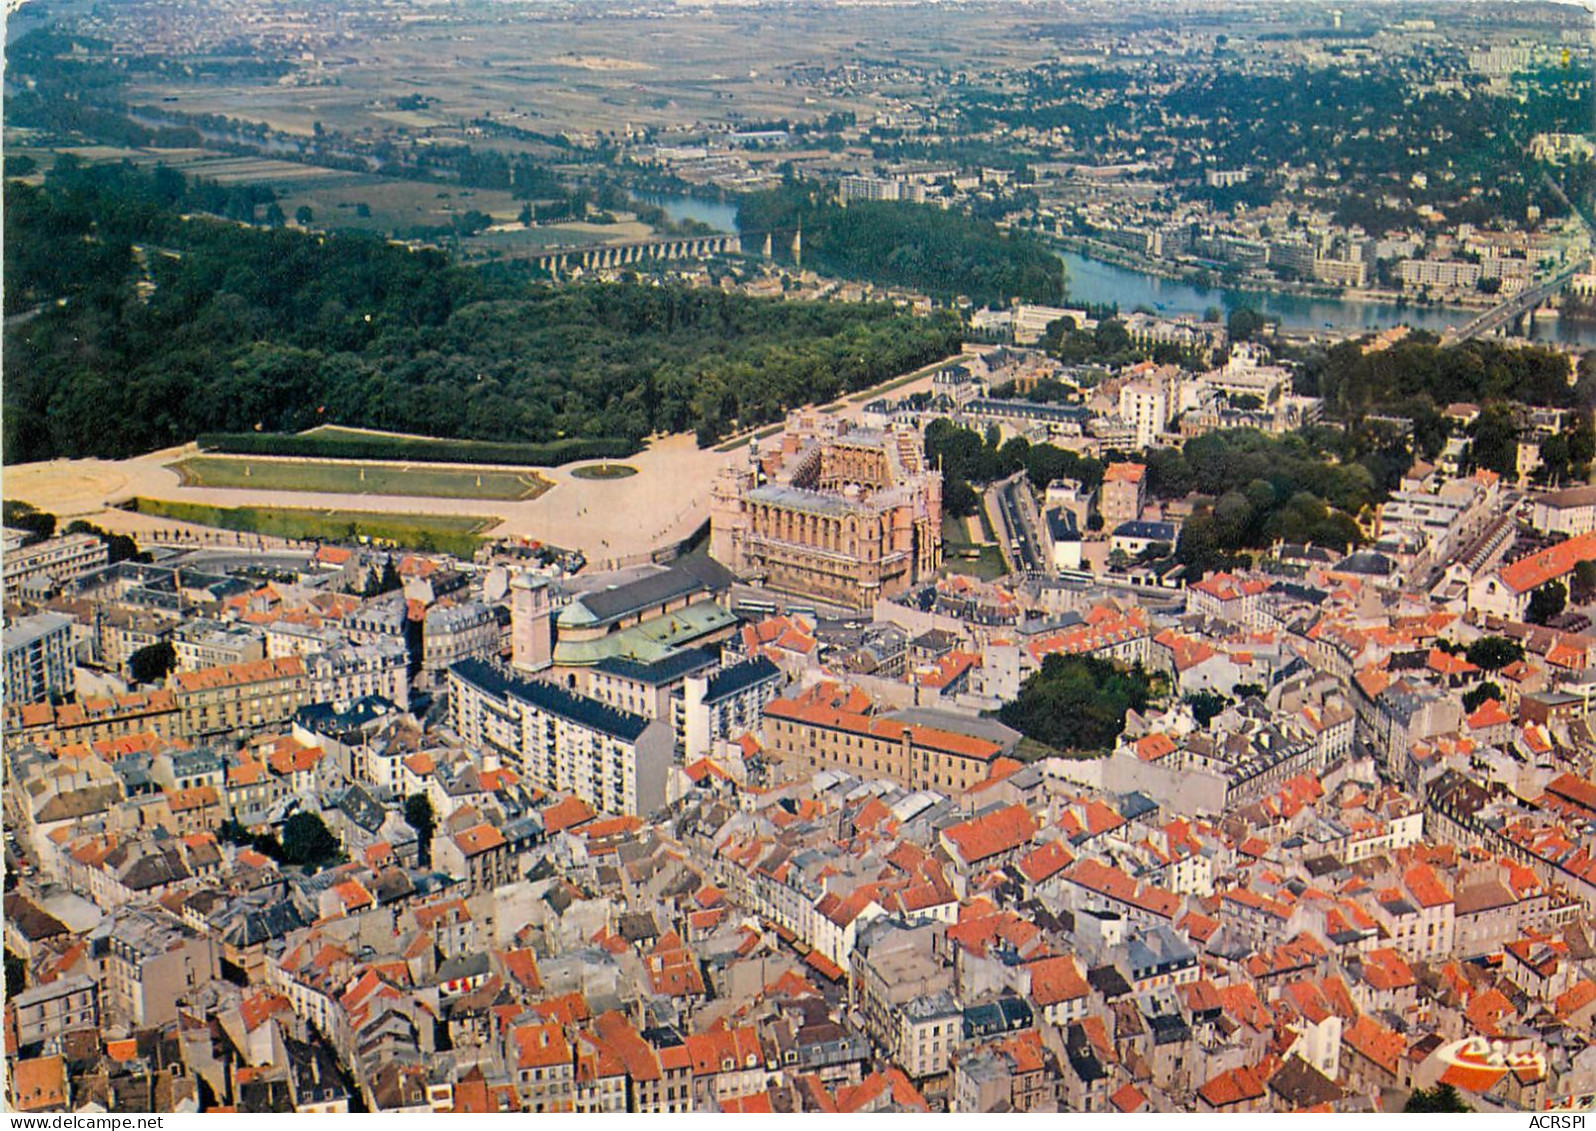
[7, 0, 1596, 1119]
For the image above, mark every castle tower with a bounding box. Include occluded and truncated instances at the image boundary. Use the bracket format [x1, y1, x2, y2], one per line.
[791, 225, 802, 270]
[762, 231, 773, 259]
[708, 460, 753, 573]
[510, 572, 553, 673]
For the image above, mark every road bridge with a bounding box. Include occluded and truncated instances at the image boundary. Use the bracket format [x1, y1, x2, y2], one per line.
[1440, 259, 1585, 345]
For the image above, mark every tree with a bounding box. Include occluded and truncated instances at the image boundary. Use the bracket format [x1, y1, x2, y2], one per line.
[1527, 581, 1567, 626]
[5, 161, 963, 460]
[1462, 681, 1503, 713]
[404, 793, 436, 869]
[1226, 307, 1265, 342]
[1185, 691, 1229, 727]
[1539, 431, 1571, 483]
[1404, 1084, 1471, 1113]
[129, 641, 177, 685]
[1574, 559, 1596, 604]
[1468, 404, 1520, 477]
[295, 205, 314, 226]
[263, 201, 286, 228]
[280, 812, 340, 870]
[4, 951, 24, 998]
[1465, 636, 1524, 671]
[1093, 318, 1131, 356]
[997, 653, 1154, 754]
[3, 501, 55, 545]
[1570, 412, 1596, 477]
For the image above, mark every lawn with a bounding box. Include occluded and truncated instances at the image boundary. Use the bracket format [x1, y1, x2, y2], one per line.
[941, 512, 1007, 580]
[942, 543, 1008, 581]
[568, 464, 638, 480]
[173, 456, 549, 501]
[128, 498, 494, 557]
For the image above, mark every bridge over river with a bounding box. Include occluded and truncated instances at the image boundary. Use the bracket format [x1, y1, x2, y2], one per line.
[1440, 259, 1588, 345]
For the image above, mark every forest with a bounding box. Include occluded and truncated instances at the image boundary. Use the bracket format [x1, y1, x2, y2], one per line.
[3, 161, 962, 463]
[736, 183, 1066, 306]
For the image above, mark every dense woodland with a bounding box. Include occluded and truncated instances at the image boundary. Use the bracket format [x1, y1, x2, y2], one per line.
[736, 183, 1066, 306]
[3, 162, 962, 462]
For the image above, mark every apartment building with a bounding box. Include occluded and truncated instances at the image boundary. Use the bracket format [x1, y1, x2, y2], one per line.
[1530, 485, 1596, 537]
[580, 647, 719, 727]
[90, 907, 218, 1028]
[1119, 372, 1176, 449]
[2, 533, 108, 594]
[10, 975, 98, 1049]
[682, 655, 784, 759]
[173, 656, 310, 737]
[307, 639, 410, 711]
[1399, 259, 1481, 290]
[424, 601, 500, 673]
[448, 659, 675, 816]
[4, 612, 76, 704]
[1099, 463, 1147, 530]
[170, 619, 266, 673]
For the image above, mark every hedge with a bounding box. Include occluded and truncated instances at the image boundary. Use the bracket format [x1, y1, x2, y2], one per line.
[195, 431, 638, 467]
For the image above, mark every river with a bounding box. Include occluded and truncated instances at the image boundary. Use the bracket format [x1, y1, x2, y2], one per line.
[1058, 251, 1596, 346]
[638, 193, 741, 235]
[640, 192, 1595, 346]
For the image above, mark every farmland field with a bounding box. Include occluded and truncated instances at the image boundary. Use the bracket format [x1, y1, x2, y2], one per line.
[172, 456, 551, 501]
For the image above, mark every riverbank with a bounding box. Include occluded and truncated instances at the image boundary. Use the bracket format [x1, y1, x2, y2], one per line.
[1050, 232, 1493, 315]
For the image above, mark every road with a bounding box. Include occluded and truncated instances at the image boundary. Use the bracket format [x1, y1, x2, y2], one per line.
[986, 473, 1046, 576]
[1440, 259, 1586, 345]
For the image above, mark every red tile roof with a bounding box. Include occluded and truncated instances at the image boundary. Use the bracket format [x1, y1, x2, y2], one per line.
[1499, 531, 1596, 595]
[1198, 1064, 1266, 1109]
[942, 804, 1037, 866]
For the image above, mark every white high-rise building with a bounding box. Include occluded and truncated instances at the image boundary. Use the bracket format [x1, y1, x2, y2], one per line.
[1118, 373, 1174, 449]
[449, 660, 675, 816]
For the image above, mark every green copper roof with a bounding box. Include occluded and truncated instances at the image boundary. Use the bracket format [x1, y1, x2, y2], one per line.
[553, 600, 737, 667]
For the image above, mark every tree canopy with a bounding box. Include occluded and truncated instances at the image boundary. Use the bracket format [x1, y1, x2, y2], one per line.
[1465, 636, 1524, 672]
[404, 793, 436, 869]
[1527, 581, 1567, 626]
[997, 653, 1154, 753]
[128, 641, 177, 686]
[280, 812, 342, 870]
[737, 183, 1065, 306]
[5, 161, 961, 462]
[1403, 1084, 1471, 1113]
